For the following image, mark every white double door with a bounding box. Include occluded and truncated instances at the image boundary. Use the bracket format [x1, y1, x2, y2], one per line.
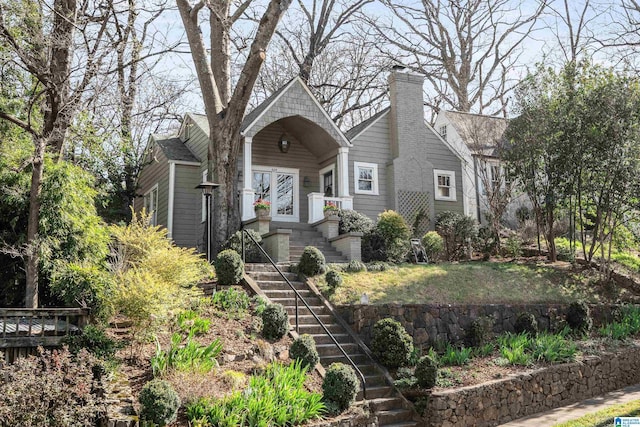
[252, 166, 299, 222]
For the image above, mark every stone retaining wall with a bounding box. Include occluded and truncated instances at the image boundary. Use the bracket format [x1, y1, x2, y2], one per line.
[337, 304, 617, 349]
[423, 346, 640, 426]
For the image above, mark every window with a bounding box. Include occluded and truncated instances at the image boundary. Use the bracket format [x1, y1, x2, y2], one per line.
[144, 184, 159, 225]
[319, 164, 335, 197]
[433, 170, 456, 201]
[439, 125, 447, 141]
[354, 162, 379, 195]
[201, 170, 207, 222]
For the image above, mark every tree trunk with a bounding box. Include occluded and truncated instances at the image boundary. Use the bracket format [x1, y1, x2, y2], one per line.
[25, 137, 46, 308]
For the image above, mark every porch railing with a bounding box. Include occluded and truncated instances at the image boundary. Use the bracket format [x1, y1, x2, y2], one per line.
[241, 229, 366, 399]
[307, 193, 353, 223]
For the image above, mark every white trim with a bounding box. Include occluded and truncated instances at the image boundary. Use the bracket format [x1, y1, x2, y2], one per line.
[167, 163, 175, 239]
[338, 147, 350, 197]
[243, 137, 253, 190]
[319, 163, 336, 194]
[425, 120, 468, 163]
[253, 165, 300, 222]
[241, 77, 352, 148]
[353, 161, 379, 195]
[143, 183, 159, 226]
[349, 109, 390, 142]
[434, 169, 457, 201]
[168, 159, 200, 166]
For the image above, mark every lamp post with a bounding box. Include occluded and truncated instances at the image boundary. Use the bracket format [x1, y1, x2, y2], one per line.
[196, 181, 220, 262]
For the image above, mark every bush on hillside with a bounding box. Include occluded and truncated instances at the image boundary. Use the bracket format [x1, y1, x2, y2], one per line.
[290, 334, 320, 368]
[415, 355, 438, 388]
[567, 301, 592, 334]
[371, 318, 414, 369]
[345, 259, 366, 273]
[376, 210, 411, 263]
[338, 209, 374, 235]
[214, 249, 244, 285]
[325, 270, 343, 293]
[514, 312, 538, 335]
[322, 363, 360, 413]
[298, 246, 326, 276]
[435, 211, 477, 261]
[139, 379, 181, 426]
[261, 304, 289, 340]
[421, 231, 444, 262]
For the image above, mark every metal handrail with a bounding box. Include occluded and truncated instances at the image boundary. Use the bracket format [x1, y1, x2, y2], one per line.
[241, 229, 367, 399]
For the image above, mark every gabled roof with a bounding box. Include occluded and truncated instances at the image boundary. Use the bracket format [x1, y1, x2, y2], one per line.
[154, 136, 199, 163]
[346, 107, 390, 141]
[444, 110, 507, 157]
[241, 77, 296, 132]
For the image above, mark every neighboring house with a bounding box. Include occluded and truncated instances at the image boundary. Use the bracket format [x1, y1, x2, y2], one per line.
[135, 67, 468, 250]
[434, 110, 527, 227]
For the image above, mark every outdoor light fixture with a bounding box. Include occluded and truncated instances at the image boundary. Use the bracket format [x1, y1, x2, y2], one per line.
[278, 136, 291, 153]
[196, 180, 220, 263]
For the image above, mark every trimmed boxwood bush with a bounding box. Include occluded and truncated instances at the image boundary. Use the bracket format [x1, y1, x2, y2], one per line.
[567, 301, 592, 334]
[325, 270, 342, 292]
[345, 259, 366, 273]
[415, 355, 438, 388]
[261, 303, 289, 340]
[376, 210, 411, 263]
[222, 229, 264, 262]
[322, 363, 360, 413]
[298, 246, 326, 276]
[371, 318, 414, 369]
[214, 249, 244, 285]
[465, 316, 494, 348]
[290, 334, 320, 368]
[514, 312, 538, 335]
[422, 231, 443, 262]
[139, 379, 181, 426]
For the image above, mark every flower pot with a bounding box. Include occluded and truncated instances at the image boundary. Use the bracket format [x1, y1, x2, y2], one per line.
[255, 208, 270, 219]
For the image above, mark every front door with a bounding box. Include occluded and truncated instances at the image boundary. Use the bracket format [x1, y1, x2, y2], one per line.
[253, 166, 299, 222]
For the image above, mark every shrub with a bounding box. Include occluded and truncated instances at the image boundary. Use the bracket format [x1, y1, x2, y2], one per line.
[214, 249, 244, 285]
[435, 211, 477, 261]
[566, 301, 592, 334]
[211, 287, 250, 317]
[338, 209, 374, 235]
[475, 225, 498, 259]
[415, 355, 438, 388]
[555, 237, 576, 262]
[322, 363, 360, 412]
[376, 210, 411, 263]
[530, 332, 577, 363]
[504, 234, 523, 258]
[325, 270, 343, 292]
[421, 231, 444, 262]
[465, 316, 494, 348]
[63, 324, 120, 359]
[366, 261, 389, 272]
[298, 246, 326, 276]
[50, 262, 114, 322]
[599, 305, 640, 340]
[290, 334, 320, 368]
[371, 318, 414, 369]
[514, 312, 538, 335]
[0, 347, 103, 426]
[497, 333, 533, 366]
[261, 304, 289, 340]
[222, 229, 264, 263]
[186, 361, 324, 426]
[139, 379, 181, 426]
[345, 259, 366, 273]
[361, 229, 387, 262]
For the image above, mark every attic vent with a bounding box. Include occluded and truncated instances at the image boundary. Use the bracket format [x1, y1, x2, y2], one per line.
[439, 125, 447, 141]
[398, 190, 431, 237]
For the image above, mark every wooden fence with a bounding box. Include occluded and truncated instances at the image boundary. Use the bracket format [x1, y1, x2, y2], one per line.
[0, 308, 89, 363]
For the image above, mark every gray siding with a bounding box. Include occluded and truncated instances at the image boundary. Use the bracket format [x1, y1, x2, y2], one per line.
[251, 125, 324, 222]
[172, 164, 201, 248]
[349, 112, 392, 220]
[135, 144, 170, 228]
[425, 130, 465, 216]
[183, 115, 208, 164]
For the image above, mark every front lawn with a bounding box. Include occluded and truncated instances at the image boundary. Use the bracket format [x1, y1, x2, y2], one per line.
[552, 399, 640, 427]
[318, 261, 608, 305]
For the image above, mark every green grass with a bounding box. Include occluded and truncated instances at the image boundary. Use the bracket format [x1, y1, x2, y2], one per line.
[552, 399, 640, 427]
[322, 262, 596, 305]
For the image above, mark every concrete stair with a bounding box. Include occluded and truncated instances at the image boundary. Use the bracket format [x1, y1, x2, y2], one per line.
[245, 263, 420, 427]
[271, 221, 347, 263]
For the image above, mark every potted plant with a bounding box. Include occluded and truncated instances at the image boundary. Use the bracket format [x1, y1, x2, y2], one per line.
[323, 201, 338, 218]
[254, 199, 271, 218]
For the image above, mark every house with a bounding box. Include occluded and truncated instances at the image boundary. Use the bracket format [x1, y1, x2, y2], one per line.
[434, 110, 527, 227]
[135, 67, 470, 258]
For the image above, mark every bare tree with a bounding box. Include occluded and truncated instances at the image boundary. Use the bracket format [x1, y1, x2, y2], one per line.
[365, 0, 546, 116]
[252, 0, 388, 129]
[176, 0, 291, 252]
[0, 0, 112, 307]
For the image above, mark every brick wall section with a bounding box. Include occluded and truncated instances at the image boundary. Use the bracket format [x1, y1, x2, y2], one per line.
[337, 303, 617, 349]
[423, 347, 640, 426]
